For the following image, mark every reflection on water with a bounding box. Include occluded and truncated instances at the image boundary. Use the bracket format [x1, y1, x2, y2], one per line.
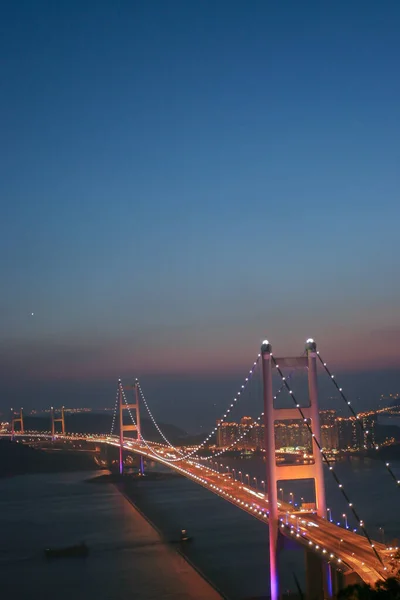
[0, 458, 399, 600]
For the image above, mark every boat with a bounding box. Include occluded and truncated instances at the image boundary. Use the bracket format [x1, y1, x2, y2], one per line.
[44, 542, 89, 559]
[180, 529, 193, 543]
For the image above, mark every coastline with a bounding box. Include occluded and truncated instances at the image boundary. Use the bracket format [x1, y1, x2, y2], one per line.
[115, 480, 231, 600]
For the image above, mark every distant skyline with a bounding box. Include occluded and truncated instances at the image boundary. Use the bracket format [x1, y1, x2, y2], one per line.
[1, 1, 399, 429]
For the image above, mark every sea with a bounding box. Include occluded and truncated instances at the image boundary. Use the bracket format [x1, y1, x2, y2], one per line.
[1, 457, 399, 600]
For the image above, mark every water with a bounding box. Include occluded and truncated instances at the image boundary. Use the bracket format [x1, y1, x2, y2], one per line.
[1, 459, 399, 600]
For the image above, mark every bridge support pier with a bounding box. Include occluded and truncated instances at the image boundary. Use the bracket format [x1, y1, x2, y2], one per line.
[334, 569, 362, 592]
[305, 550, 333, 600]
[139, 454, 144, 476]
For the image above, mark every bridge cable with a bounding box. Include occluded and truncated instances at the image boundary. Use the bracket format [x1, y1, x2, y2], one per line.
[271, 354, 385, 567]
[316, 351, 400, 489]
[110, 385, 120, 436]
[197, 376, 292, 460]
[118, 385, 247, 488]
[135, 379, 185, 453]
[131, 354, 262, 462]
[120, 377, 266, 475]
[118, 382, 197, 462]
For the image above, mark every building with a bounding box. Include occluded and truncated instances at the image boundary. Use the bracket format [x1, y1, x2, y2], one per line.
[215, 408, 379, 452]
[320, 410, 338, 450]
[217, 421, 240, 447]
[336, 417, 360, 449]
[336, 413, 377, 450]
[358, 412, 377, 448]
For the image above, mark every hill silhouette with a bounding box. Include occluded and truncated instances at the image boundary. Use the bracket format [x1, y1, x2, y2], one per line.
[22, 414, 188, 444]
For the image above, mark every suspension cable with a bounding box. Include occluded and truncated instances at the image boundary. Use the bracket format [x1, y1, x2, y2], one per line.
[316, 350, 400, 489]
[119, 383, 192, 462]
[198, 378, 291, 460]
[136, 379, 184, 452]
[110, 385, 120, 436]
[271, 354, 384, 567]
[133, 354, 261, 462]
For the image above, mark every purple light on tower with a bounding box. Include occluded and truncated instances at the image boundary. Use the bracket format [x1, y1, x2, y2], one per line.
[118, 380, 124, 476]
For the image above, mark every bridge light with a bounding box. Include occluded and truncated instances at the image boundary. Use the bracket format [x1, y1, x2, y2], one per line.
[261, 340, 272, 353]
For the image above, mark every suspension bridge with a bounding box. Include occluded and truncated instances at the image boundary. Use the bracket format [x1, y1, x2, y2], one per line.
[4, 339, 400, 600]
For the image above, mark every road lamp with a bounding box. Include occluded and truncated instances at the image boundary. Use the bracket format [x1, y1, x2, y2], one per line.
[327, 507, 332, 522]
[232, 468, 236, 481]
[300, 497, 304, 507]
[238, 471, 243, 483]
[214, 462, 219, 473]
[261, 480, 266, 493]
[245, 473, 250, 485]
[343, 513, 348, 529]
[289, 492, 294, 505]
[279, 488, 284, 502]
[339, 538, 343, 552]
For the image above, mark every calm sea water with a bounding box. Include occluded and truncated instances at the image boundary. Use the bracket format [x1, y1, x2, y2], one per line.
[1, 458, 399, 600]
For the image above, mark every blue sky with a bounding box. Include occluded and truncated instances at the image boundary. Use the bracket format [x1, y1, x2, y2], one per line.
[1, 1, 399, 428]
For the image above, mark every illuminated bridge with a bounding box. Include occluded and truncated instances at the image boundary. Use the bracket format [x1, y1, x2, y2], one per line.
[4, 339, 400, 600]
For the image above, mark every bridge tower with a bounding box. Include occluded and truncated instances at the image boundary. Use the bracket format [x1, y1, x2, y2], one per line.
[261, 339, 329, 600]
[51, 406, 65, 438]
[11, 408, 24, 437]
[118, 380, 144, 476]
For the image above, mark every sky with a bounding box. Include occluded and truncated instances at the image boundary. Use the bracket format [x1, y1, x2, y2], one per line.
[1, 0, 399, 431]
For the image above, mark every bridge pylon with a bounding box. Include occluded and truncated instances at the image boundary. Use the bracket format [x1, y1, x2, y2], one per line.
[261, 339, 330, 600]
[51, 406, 65, 438]
[118, 380, 144, 476]
[11, 408, 24, 437]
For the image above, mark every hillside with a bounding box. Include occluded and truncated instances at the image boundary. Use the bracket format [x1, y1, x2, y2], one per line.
[21, 414, 187, 444]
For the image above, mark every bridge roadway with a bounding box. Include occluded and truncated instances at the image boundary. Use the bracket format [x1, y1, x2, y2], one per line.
[105, 435, 396, 585]
[5, 431, 398, 586]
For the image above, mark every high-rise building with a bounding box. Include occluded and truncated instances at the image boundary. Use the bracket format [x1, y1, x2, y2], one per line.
[337, 417, 360, 449]
[215, 409, 379, 452]
[274, 420, 311, 450]
[217, 421, 240, 447]
[358, 412, 377, 448]
[320, 410, 338, 450]
[251, 422, 264, 448]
